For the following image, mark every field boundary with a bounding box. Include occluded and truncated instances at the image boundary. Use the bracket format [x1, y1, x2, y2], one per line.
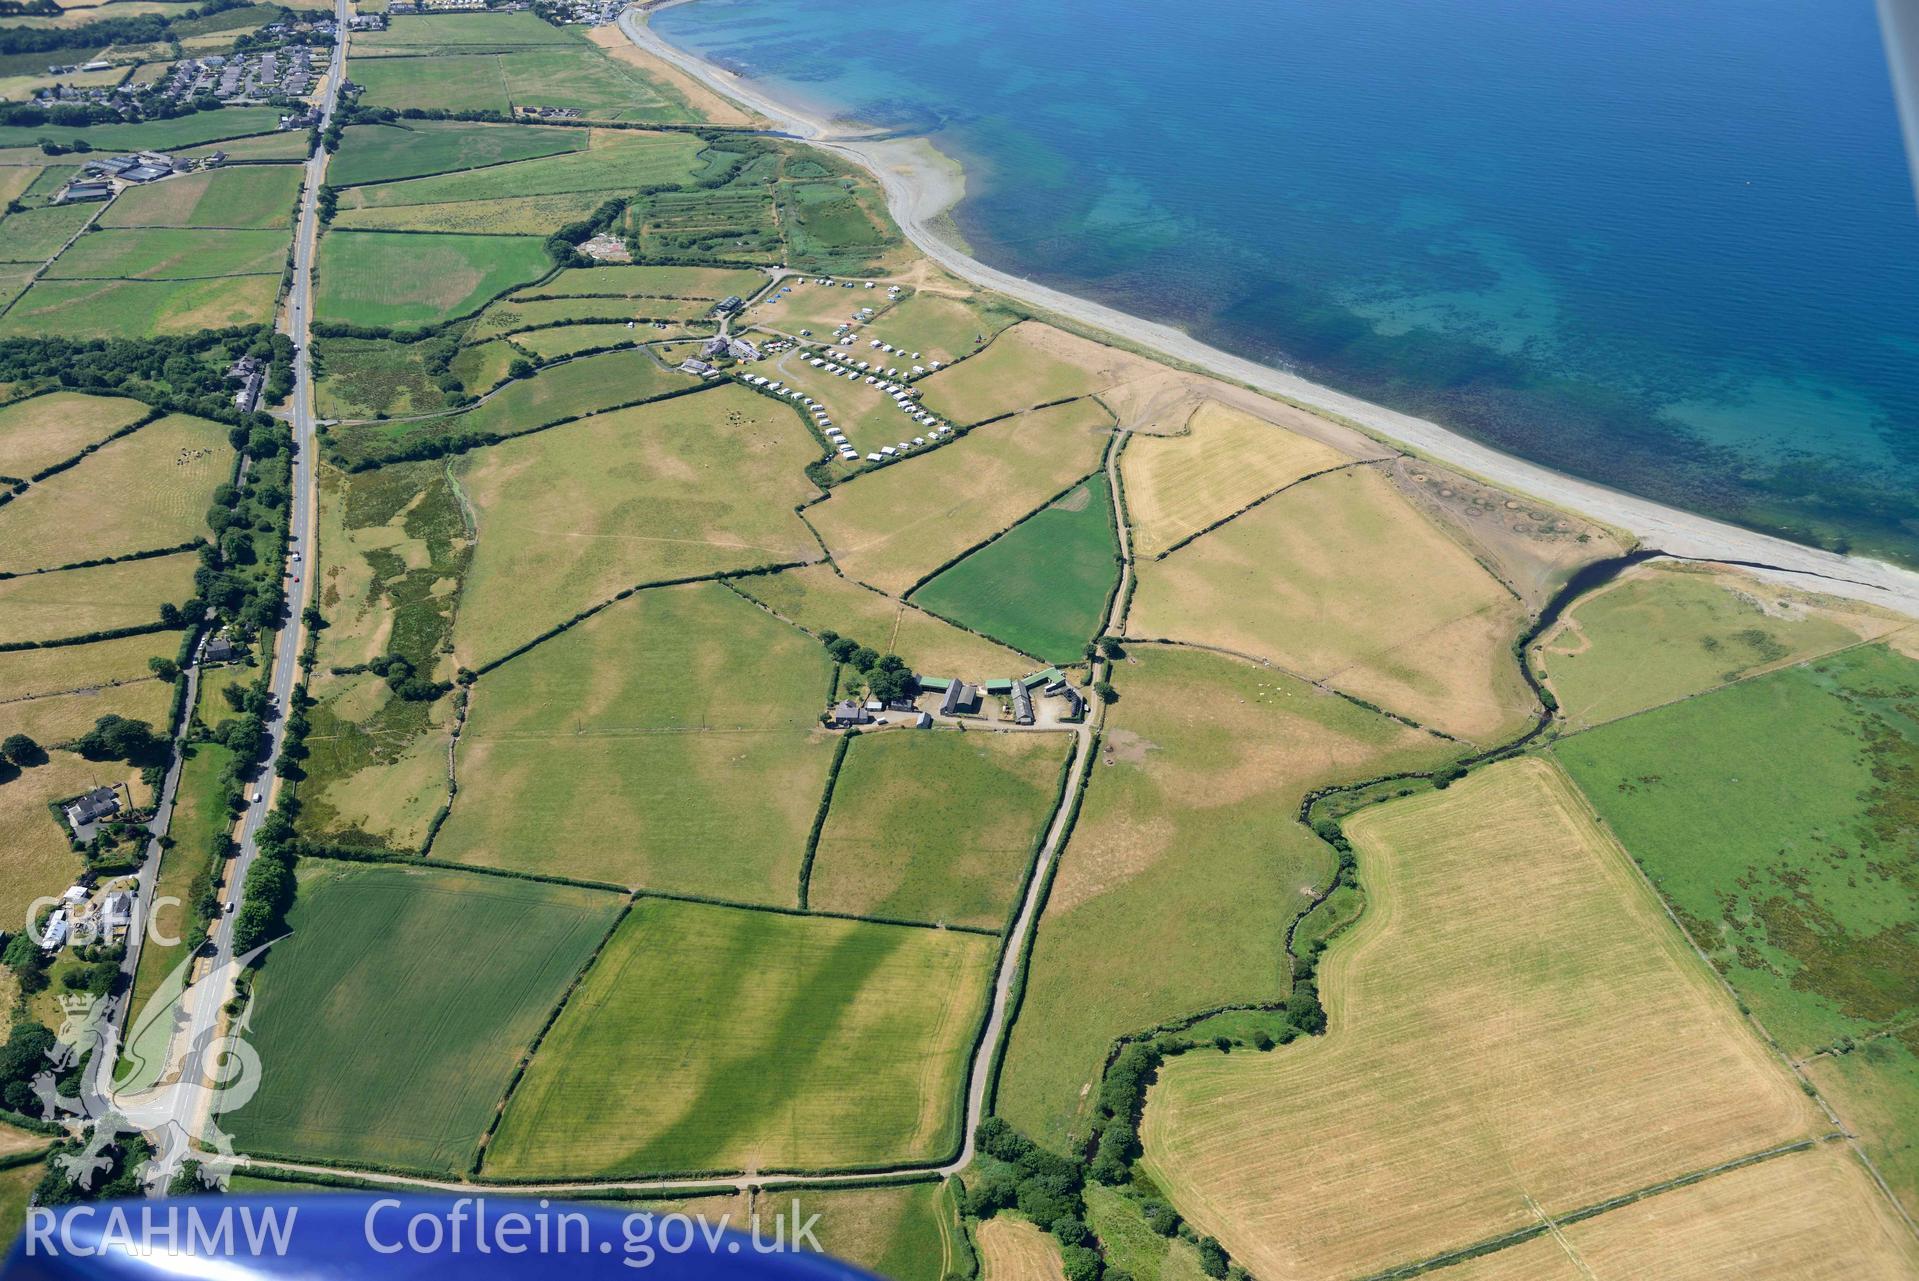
[1149, 456, 1382, 561]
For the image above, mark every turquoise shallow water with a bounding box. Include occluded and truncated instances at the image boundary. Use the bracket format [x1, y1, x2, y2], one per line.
[658, 0, 1919, 562]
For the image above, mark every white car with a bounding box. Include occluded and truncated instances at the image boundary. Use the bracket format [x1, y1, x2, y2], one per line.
[251, 791, 264, 804]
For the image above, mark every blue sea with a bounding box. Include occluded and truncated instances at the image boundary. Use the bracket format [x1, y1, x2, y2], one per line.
[657, 0, 1919, 561]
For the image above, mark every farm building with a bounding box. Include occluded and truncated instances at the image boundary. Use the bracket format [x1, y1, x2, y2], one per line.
[830, 700, 873, 728]
[940, 682, 980, 717]
[1011, 684, 1035, 726]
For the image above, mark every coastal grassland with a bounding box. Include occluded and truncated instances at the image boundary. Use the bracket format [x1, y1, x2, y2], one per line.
[0, 204, 97, 265]
[0, 751, 142, 929]
[1129, 465, 1535, 742]
[0, 633, 178, 701]
[0, 108, 285, 151]
[468, 291, 709, 335]
[125, 740, 232, 1023]
[627, 179, 782, 264]
[98, 165, 302, 228]
[502, 322, 641, 360]
[331, 190, 632, 236]
[780, 178, 902, 275]
[996, 646, 1450, 1152]
[0, 414, 228, 573]
[484, 898, 994, 1177]
[1537, 561, 1897, 727]
[808, 398, 1113, 596]
[0, 553, 197, 645]
[43, 227, 289, 280]
[726, 563, 1030, 677]
[494, 47, 701, 123]
[582, 22, 753, 126]
[312, 336, 455, 422]
[919, 322, 1160, 425]
[338, 129, 703, 209]
[1551, 644, 1919, 1055]
[911, 474, 1118, 662]
[450, 384, 822, 667]
[328, 120, 587, 187]
[809, 729, 1071, 929]
[527, 263, 764, 300]
[0, 678, 171, 747]
[805, 1181, 968, 1281]
[1138, 758, 1825, 1281]
[437, 582, 832, 897]
[313, 231, 552, 329]
[0, 274, 279, 339]
[1804, 1035, 1919, 1224]
[748, 275, 880, 334]
[0, 390, 149, 480]
[1439, 1144, 1919, 1280]
[330, 346, 694, 469]
[231, 861, 622, 1174]
[862, 288, 1024, 365]
[975, 1216, 1065, 1281]
[346, 54, 515, 114]
[349, 10, 574, 51]
[297, 460, 471, 851]
[1552, 643, 1919, 1213]
[1119, 400, 1352, 557]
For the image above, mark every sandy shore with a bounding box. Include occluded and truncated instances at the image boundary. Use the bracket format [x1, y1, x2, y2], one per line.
[622, 5, 1919, 618]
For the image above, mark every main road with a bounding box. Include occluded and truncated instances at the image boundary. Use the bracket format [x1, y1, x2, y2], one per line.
[169, 0, 347, 1145]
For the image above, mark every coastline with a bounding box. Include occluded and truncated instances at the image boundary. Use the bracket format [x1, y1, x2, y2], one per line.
[622, 3, 1919, 619]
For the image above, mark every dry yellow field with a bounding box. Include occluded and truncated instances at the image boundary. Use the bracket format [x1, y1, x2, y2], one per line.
[808, 399, 1113, 595]
[1441, 1144, 1919, 1281]
[919, 321, 1158, 424]
[1120, 400, 1353, 557]
[1138, 757, 1828, 1281]
[0, 750, 144, 928]
[0, 678, 171, 748]
[975, 1217, 1066, 1281]
[0, 551, 198, 645]
[0, 414, 228, 573]
[728, 564, 1029, 678]
[0, 391, 149, 480]
[0, 632, 179, 701]
[1128, 465, 1534, 742]
[452, 385, 824, 667]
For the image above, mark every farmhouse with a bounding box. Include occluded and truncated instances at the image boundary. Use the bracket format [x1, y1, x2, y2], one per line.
[830, 700, 873, 728]
[205, 636, 235, 662]
[64, 785, 121, 836]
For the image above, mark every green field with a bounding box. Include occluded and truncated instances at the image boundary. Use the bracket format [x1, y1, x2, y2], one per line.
[448, 383, 821, 666]
[314, 230, 553, 329]
[806, 1181, 969, 1281]
[495, 47, 699, 123]
[995, 645, 1452, 1152]
[0, 107, 285, 150]
[781, 179, 896, 273]
[0, 203, 99, 264]
[232, 861, 622, 1173]
[436, 581, 833, 897]
[504, 322, 640, 360]
[0, 273, 280, 338]
[527, 264, 765, 300]
[809, 729, 1070, 928]
[330, 120, 588, 186]
[484, 897, 995, 1177]
[912, 475, 1118, 662]
[349, 53, 514, 114]
[45, 227, 289, 280]
[327, 345, 694, 467]
[342, 131, 705, 209]
[99, 165, 304, 228]
[350, 10, 575, 51]
[1553, 642, 1919, 1213]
